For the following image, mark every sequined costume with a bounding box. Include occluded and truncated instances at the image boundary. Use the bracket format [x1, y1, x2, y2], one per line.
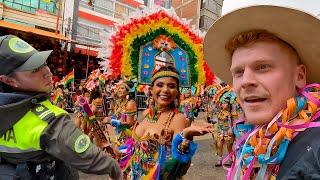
[205, 84, 222, 124]
[206, 100, 217, 123]
[216, 110, 233, 142]
[214, 87, 237, 143]
[112, 99, 137, 146]
[180, 97, 197, 122]
[212, 86, 238, 166]
[119, 109, 196, 180]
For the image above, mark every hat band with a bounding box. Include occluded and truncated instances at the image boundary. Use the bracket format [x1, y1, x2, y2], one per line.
[151, 71, 179, 83]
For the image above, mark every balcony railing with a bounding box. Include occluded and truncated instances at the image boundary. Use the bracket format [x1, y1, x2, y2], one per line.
[79, 0, 114, 17]
[79, 0, 137, 21]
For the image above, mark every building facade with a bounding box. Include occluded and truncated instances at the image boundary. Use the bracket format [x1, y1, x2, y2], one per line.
[69, 0, 222, 56]
[72, 0, 144, 56]
[171, 0, 222, 32]
[172, 0, 198, 27]
[199, 0, 222, 31]
[0, 0, 67, 39]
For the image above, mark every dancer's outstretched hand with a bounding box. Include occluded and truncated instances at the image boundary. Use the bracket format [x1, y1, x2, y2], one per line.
[102, 116, 111, 124]
[182, 122, 213, 139]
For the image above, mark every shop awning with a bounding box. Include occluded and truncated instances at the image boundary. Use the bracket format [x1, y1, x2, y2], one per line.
[0, 20, 72, 41]
[74, 47, 98, 57]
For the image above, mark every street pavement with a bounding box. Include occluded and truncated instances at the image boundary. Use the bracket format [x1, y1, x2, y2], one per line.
[78, 112, 227, 179]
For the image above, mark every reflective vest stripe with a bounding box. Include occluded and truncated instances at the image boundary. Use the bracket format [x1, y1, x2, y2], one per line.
[38, 110, 52, 119]
[0, 145, 38, 153]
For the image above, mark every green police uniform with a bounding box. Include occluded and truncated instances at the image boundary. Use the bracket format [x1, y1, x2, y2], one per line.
[0, 93, 121, 179]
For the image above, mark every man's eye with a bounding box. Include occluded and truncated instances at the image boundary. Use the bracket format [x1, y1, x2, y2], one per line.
[232, 69, 244, 77]
[257, 64, 271, 71]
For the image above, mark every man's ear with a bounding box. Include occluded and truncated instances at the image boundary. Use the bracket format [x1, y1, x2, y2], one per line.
[0, 75, 18, 88]
[295, 64, 307, 89]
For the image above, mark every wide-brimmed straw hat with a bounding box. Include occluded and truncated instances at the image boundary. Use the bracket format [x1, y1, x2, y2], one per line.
[204, 4, 320, 84]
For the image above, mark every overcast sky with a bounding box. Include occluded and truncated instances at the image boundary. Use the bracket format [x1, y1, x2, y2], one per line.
[222, 0, 320, 17]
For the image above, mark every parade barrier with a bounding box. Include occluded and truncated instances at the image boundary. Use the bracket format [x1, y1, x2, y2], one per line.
[65, 91, 75, 112]
[60, 93, 148, 114]
[135, 94, 148, 111]
[103, 95, 113, 116]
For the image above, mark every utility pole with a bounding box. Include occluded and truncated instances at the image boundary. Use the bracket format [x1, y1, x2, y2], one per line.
[55, 0, 62, 34]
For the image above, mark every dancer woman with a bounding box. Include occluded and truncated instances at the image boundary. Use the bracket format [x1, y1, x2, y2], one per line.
[109, 80, 137, 145]
[180, 88, 198, 124]
[120, 66, 212, 179]
[213, 87, 236, 166]
[74, 88, 91, 134]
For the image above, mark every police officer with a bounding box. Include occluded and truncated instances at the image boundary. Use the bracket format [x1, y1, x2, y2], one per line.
[0, 35, 121, 179]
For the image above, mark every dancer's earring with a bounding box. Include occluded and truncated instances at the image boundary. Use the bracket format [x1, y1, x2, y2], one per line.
[174, 99, 179, 107]
[148, 93, 155, 107]
[149, 96, 154, 106]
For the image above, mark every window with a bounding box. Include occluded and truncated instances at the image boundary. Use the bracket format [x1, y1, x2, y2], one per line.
[94, 0, 113, 8]
[165, 0, 171, 8]
[201, 0, 206, 9]
[76, 18, 114, 46]
[201, 0, 222, 15]
[154, 0, 171, 8]
[3, 0, 58, 14]
[207, 0, 216, 13]
[217, 3, 222, 15]
[39, 0, 58, 14]
[76, 23, 101, 46]
[30, 0, 38, 8]
[128, 9, 135, 16]
[144, 0, 148, 6]
[79, 0, 114, 17]
[199, 15, 213, 30]
[115, 3, 128, 19]
[4, 0, 37, 13]
[22, 0, 30, 6]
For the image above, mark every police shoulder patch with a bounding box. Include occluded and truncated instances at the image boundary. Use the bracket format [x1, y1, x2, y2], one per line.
[74, 134, 90, 154]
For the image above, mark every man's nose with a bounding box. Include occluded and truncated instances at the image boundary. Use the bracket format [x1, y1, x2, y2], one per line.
[42, 66, 53, 79]
[241, 69, 257, 88]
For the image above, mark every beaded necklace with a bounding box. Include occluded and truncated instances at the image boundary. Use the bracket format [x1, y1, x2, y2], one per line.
[227, 83, 320, 180]
[145, 105, 178, 123]
[114, 98, 128, 117]
[145, 105, 160, 123]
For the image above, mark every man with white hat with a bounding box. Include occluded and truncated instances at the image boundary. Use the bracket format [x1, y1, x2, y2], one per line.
[204, 2, 320, 179]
